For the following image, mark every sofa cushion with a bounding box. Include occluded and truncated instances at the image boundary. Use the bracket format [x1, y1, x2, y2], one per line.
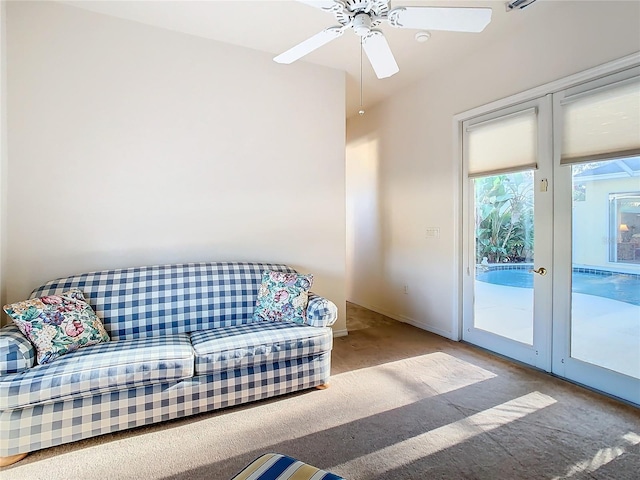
[0, 334, 193, 410]
[253, 271, 313, 324]
[3, 289, 110, 365]
[190, 322, 333, 376]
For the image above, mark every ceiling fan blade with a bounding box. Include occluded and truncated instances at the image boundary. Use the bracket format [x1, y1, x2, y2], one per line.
[388, 7, 492, 33]
[296, 0, 341, 11]
[274, 26, 344, 64]
[362, 30, 399, 79]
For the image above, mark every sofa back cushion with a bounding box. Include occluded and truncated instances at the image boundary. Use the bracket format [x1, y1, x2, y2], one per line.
[30, 262, 296, 341]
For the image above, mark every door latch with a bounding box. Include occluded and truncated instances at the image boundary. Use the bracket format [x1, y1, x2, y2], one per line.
[540, 178, 548, 192]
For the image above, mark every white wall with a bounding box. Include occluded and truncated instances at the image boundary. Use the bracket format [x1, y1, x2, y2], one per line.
[346, 1, 640, 338]
[0, 1, 6, 315]
[5, 1, 347, 333]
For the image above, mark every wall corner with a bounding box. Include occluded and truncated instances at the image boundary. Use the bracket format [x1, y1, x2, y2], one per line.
[0, 0, 8, 326]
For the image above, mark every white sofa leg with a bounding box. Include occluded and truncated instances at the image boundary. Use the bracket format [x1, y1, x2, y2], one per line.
[0, 452, 28, 467]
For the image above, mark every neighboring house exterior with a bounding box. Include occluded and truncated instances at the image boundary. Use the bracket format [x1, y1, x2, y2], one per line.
[572, 158, 640, 269]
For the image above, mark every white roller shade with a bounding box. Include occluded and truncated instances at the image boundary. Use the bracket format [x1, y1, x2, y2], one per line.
[561, 78, 640, 165]
[467, 108, 537, 177]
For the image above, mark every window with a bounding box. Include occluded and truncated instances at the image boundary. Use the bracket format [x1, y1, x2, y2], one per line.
[610, 192, 640, 263]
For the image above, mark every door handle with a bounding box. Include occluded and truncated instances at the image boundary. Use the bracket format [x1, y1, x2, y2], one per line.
[530, 267, 547, 276]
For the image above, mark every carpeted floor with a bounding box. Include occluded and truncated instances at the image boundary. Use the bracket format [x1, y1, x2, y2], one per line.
[2, 303, 639, 479]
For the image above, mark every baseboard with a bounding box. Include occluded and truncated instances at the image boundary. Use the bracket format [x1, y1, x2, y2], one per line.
[349, 300, 454, 340]
[400, 315, 452, 340]
[332, 328, 348, 338]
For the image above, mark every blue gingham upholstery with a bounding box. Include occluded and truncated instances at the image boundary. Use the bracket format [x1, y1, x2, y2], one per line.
[191, 322, 333, 375]
[0, 325, 35, 375]
[307, 293, 338, 328]
[1, 353, 331, 456]
[1, 262, 337, 458]
[31, 263, 297, 340]
[1, 334, 194, 410]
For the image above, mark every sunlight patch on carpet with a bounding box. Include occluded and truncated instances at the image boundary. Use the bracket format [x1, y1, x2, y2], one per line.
[552, 431, 640, 479]
[331, 391, 557, 475]
[333, 352, 498, 396]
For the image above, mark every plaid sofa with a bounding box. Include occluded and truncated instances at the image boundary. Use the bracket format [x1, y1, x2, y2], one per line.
[0, 262, 338, 458]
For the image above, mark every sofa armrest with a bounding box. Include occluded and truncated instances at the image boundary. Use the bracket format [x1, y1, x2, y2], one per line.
[306, 293, 338, 328]
[0, 325, 35, 375]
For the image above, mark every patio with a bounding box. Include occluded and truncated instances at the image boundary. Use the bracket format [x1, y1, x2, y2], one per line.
[474, 280, 640, 379]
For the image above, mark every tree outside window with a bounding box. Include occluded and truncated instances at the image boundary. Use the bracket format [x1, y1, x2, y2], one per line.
[475, 171, 534, 264]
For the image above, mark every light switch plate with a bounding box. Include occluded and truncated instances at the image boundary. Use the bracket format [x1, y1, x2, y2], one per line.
[426, 227, 440, 238]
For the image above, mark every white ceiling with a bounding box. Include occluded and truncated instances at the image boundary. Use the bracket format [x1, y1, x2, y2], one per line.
[59, 0, 548, 116]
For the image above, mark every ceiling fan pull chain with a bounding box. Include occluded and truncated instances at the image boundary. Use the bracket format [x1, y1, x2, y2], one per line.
[359, 36, 365, 116]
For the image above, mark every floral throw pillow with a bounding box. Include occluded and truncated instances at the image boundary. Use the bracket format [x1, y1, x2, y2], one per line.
[253, 271, 314, 325]
[3, 289, 110, 365]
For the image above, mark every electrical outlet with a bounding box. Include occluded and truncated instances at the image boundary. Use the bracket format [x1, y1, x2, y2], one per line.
[403, 285, 409, 295]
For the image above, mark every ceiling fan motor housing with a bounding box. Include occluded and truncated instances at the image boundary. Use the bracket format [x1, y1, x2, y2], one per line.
[334, 0, 388, 29]
[353, 13, 372, 36]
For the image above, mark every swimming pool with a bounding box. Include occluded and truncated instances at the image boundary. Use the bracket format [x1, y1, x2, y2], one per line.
[476, 268, 640, 306]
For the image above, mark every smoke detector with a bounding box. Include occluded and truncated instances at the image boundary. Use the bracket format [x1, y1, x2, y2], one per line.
[415, 31, 431, 42]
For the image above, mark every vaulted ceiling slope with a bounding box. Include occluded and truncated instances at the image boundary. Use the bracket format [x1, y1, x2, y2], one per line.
[58, 1, 622, 116]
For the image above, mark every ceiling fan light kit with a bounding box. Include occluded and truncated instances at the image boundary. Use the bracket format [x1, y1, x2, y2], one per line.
[275, 0, 493, 79]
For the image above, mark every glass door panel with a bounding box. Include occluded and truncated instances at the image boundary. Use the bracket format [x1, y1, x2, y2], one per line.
[473, 171, 534, 345]
[570, 161, 640, 380]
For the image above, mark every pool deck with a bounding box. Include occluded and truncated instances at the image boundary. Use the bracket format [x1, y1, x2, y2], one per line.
[474, 280, 640, 379]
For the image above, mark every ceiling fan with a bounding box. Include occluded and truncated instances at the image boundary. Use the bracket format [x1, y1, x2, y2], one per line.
[274, 0, 493, 79]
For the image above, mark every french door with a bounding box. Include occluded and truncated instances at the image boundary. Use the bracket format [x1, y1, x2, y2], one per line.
[551, 68, 640, 404]
[462, 97, 553, 372]
[461, 65, 640, 405]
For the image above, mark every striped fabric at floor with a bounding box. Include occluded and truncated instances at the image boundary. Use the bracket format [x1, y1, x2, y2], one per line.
[232, 453, 344, 480]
